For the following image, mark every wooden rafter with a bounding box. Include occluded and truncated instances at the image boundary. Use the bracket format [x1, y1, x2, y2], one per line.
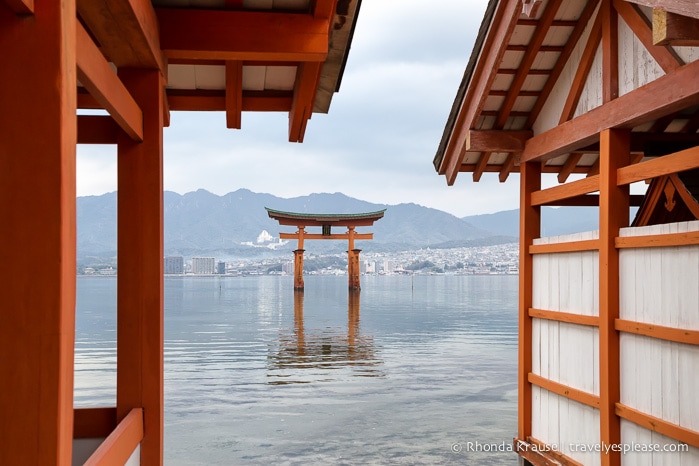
[313, 0, 337, 19]
[680, 110, 699, 133]
[225, 61, 242, 129]
[3, 0, 33, 14]
[652, 9, 699, 46]
[473, 152, 492, 182]
[557, 153, 584, 183]
[499, 154, 517, 182]
[496, 0, 563, 129]
[289, 62, 322, 143]
[77, 0, 165, 74]
[614, 0, 683, 73]
[626, 0, 699, 20]
[76, 21, 143, 141]
[157, 8, 329, 62]
[526, 0, 600, 128]
[521, 57, 699, 164]
[441, 0, 522, 184]
[602, 0, 619, 103]
[559, 8, 603, 124]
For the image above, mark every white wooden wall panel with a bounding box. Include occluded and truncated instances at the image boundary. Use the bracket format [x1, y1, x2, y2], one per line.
[618, 17, 665, 98]
[672, 46, 699, 65]
[573, 45, 603, 119]
[531, 387, 601, 466]
[621, 420, 699, 466]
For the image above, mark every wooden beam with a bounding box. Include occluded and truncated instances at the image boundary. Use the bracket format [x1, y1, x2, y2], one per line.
[466, 130, 532, 152]
[117, 69, 164, 465]
[0, 3, 76, 464]
[83, 408, 143, 466]
[3, 0, 33, 14]
[614, 0, 683, 73]
[616, 229, 699, 248]
[166, 92, 293, 112]
[78, 115, 119, 144]
[529, 239, 600, 254]
[279, 232, 373, 240]
[615, 318, 699, 345]
[441, 0, 522, 184]
[616, 403, 699, 448]
[76, 0, 166, 74]
[521, 57, 699, 163]
[625, 0, 699, 20]
[225, 60, 242, 129]
[496, 0, 563, 128]
[528, 373, 601, 408]
[602, 0, 619, 103]
[653, 8, 699, 45]
[518, 161, 540, 441]
[313, 0, 337, 19]
[531, 175, 600, 206]
[529, 308, 600, 327]
[157, 8, 329, 62]
[289, 62, 321, 143]
[598, 129, 630, 466]
[559, 10, 602, 124]
[617, 144, 699, 185]
[76, 22, 143, 141]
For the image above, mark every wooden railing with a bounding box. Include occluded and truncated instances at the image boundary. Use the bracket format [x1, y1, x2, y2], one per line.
[75, 407, 144, 466]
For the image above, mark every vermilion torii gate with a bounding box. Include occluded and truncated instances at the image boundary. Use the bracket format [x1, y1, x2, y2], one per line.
[266, 208, 385, 291]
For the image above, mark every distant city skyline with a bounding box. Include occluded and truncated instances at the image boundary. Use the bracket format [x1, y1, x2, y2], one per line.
[76, 1, 532, 218]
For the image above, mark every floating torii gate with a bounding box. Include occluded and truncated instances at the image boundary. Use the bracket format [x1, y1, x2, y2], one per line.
[266, 208, 385, 291]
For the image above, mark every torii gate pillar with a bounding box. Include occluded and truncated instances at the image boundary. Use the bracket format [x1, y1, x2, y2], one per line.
[293, 249, 305, 291]
[348, 249, 362, 291]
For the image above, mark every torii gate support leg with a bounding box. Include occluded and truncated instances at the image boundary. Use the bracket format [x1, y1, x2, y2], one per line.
[294, 249, 305, 291]
[348, 249, 362, 291]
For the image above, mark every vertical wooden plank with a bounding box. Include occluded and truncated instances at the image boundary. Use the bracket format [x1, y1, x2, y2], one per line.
[0, 1, 76, 464]
[599, 128, 630, 466]
[117, 69, 165, 466]
[519, 161, 541, 440]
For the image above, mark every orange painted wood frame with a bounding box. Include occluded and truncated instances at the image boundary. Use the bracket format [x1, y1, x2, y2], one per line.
[84, 408, 144, 466]
[529, 309, 600, 327]
[514, 437, 585, 466]
[616, 230, 699, 248]
[615, 319, 699, 346]
[528, 373, 601, 408]
[117, 69, 165, 466]
[529, 239, 600, 254]
[598, 129, 630, 466]
[0, 2, 77, 464]
[3, 0, 33, 14]
[76, 21, 143, 142]
[531, 175, 600, 206]
[518, 161, 541, 441]
[617, 144, 699, 185]
[616, 403, 699, 449]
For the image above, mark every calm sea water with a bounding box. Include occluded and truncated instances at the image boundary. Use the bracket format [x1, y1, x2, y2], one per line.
[75, 274, 519, 465]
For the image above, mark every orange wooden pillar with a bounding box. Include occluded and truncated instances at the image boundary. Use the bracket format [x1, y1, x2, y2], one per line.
[293, 249, 305, 290]
[518, 161, 540, 444]
[117, 69, 165, 466]
[347, 226, 361, 290]
[0, 2, 77, 464]
[599, 128, 629, 466]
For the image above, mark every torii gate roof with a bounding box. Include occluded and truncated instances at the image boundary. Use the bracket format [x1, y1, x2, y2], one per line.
[265, 207, 386, 227]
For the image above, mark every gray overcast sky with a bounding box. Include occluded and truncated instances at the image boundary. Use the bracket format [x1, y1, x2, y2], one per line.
[77, 0, 523, 218]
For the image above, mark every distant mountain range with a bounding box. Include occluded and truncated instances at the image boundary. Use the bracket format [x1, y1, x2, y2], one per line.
[77, 189, 509, 262]
[77, 189, 606, 262]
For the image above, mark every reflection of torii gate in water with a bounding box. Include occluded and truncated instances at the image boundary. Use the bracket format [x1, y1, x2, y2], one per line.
[266, 208, 386, 291]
